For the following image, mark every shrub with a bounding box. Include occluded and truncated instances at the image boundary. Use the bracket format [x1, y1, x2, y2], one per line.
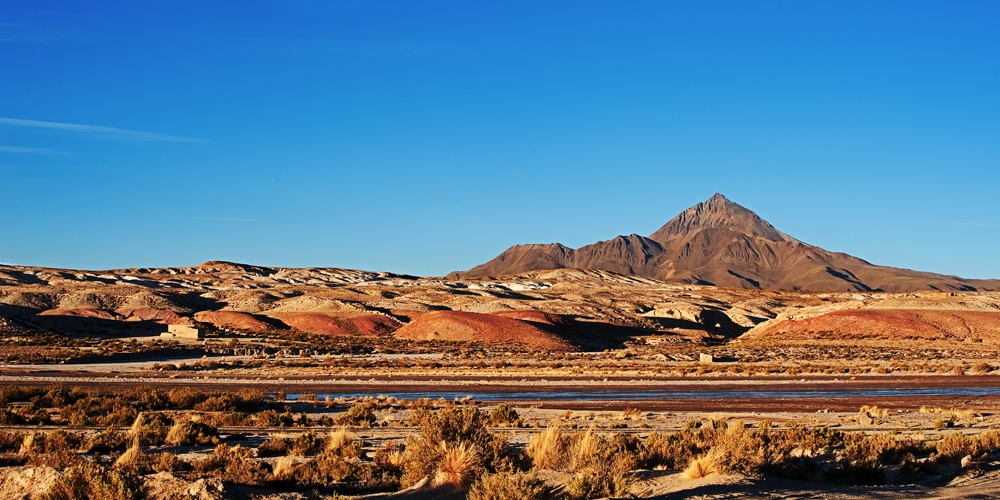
[488, 404, 521, 427]
[190, 444, 268, 485]
[326, 427, 357, 455]
[113, 441, 145, 471]
[402, 405, 508, 487]
[335, 403, 377, 427]
[433, 441, 480, 488]
[271, 455, 298, 481]
[39, 460, 142, 500]
[257, 435, 290, 457]
[165, 419, 219, 446]
[935, 433, 974, 464]
[468, 471, 552, 500]
[526, 425, 569, 470]
[564, 470, 631, 500]
[684, 450, 722, 480]
[87, 427, 128, 454]
[290, 431, 320, 457]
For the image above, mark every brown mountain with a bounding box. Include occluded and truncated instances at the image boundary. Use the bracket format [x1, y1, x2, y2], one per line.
[452, 193, 1000, 292]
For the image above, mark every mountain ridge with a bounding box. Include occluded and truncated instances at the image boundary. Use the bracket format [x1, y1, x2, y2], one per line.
[451, 194, 1000, 292]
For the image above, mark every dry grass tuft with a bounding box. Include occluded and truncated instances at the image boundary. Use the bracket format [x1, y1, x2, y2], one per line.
[326, 427, 355, 453]
[683, 450, 723, 480]
[527, 424, 567, 470]
[468, 471, 552, 500]
[19, 432, 36, 456]
[129, 413, 146, 438]
[860, 405, 889, 418]
[433, 441, 479, 488]
[271, 455, 297, 480]
[570, 426, 600, 472]
[113, 439, 143, 470]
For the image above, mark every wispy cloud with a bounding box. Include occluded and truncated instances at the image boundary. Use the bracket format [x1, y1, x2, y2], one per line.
[0, 145, 60, 154]
[0, 117, 204, 143]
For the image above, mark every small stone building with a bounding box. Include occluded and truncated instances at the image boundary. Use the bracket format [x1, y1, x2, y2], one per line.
[162, 324, 203, 339]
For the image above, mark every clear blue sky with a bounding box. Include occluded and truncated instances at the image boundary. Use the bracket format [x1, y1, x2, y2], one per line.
[1, 1, 998, 278]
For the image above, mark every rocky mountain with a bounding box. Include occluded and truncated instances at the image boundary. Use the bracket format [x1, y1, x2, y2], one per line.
[452, 194, 1000, 292]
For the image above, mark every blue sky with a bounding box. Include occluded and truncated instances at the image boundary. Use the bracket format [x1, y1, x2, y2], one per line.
[1, 1, 998, 278]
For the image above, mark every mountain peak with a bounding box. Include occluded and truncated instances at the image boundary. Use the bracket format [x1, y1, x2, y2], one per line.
[649, 194, 793, 244]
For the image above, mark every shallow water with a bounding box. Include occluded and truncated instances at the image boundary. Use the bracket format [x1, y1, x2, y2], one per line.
[283, 386, 1000, 402]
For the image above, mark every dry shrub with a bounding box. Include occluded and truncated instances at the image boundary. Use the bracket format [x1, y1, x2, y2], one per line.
[326, 427, 356, 454]
[621, 407, 643, 420]
[683, 450, 723, 480]
[569, 426, 599, 472]
[373, 442, 406, 471]
[935, 433, 974, 464]
[149, 451, 184, 473]
[20, 430, 85, 468]
[488, 404, 521, 427]
[859, 405, 889, 418]
[335, 402, 377, 427]
[526, 424, 569, 470]
[128, 413, 146, 438]
[39, 460, 142, 500]
[165, 419, 219, 446]
[257, 435, 290, 457]
[190, 444, 268, 485]
[113, 440, 144, 471]
[271, 455, 298, 480]
[841, 433, 923, 468]
[564, 470, 632, 500]
[433, 441, 479, 488]
[289, 431, 320, 457]
[468, 471, 553, 500]
[402, 405, 507, 487]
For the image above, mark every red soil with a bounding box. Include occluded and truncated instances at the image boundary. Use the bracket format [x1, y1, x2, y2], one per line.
[37, 308, 120, 320]
[493, 310, 564, 325]
[119, 308, 185, 324]
[393, 310, 573, 350]
[756, 309, 1000, 341]
[268, 312, 400, 336]
[193, 311, 275, 332]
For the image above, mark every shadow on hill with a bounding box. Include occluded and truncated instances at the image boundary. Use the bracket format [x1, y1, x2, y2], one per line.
[36, 314, 168, 338]
[522, 316, 659, 351]
[645, 310, 750, 339]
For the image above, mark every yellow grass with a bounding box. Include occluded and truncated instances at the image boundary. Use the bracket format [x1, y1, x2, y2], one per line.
[271, 455, 297, 480]
[114, 440, 143, 470]
[326, 427, 356, 453]
[526, 424, 565, 470]
[433, 441, 479, 488]
[684, 450, 723, 480]
[570, 426, 600, 471]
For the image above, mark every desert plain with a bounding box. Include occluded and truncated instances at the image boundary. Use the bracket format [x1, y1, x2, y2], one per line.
[2, 255, 1000, 499]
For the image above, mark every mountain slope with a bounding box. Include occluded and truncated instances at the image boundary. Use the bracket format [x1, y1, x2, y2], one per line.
[453, 194, 1000, 292]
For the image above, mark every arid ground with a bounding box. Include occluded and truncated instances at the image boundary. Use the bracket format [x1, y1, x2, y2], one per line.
[3, 262, 1000, 498]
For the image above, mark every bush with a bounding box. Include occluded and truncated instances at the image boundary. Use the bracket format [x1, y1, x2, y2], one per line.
[468, 471, 552, 500]
[684, 450, 722, 479]
[190, 444, 268, 485]
[87, 427, 128, 454]
[564, 470, 631, 500]
[39, 460, 142, 500]
[488, 404, 521, 427]
[527, 425, 569, 470]
[402, 405, 508, 487]
[165, 419, 219, 446]
[290, 431, 320, 457]
[335, 403, 377, 427]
